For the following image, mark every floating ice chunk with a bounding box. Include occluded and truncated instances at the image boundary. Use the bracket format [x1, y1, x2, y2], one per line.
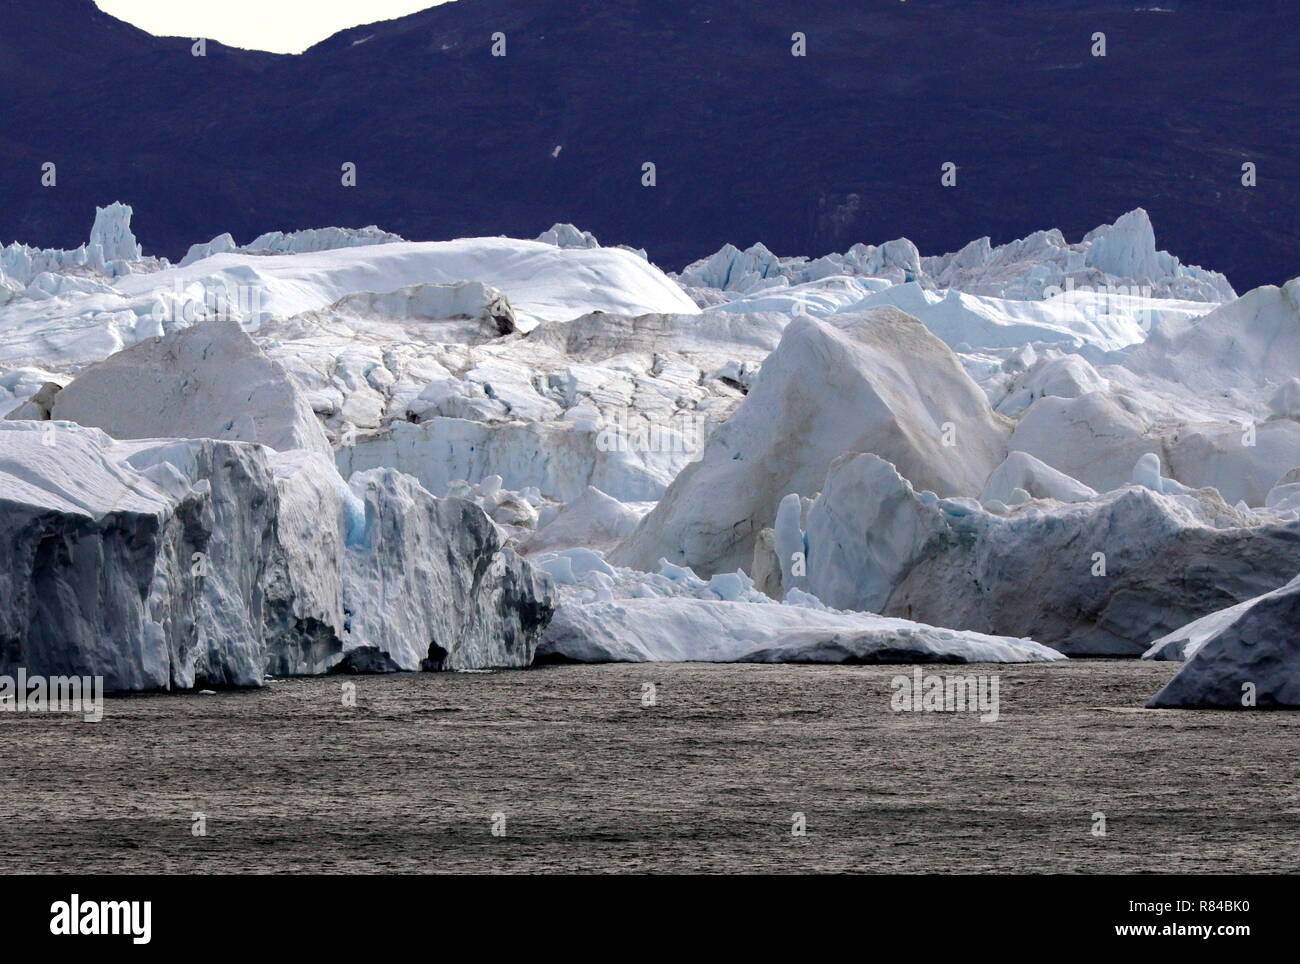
[1142, 593, 1261, 662]
[180, 233, 238, 267]
[243, 225, 403, 255]
[523, 486, 643, 555]
[783, 587, 829, 611]
[539, 594, 1064, 664]
[1269, 379, 1300, 419]
[1265, 468, 1300, 513]
[1082, 208, 1163, 284]
[1132, 452, 1190, 495]
[0, 422, 555, 689]
[4, 380, 62, 421]
[773, 492, 806, 594]
[1124, 278, 1300, 396]
[1147, 574, 1300, 707]
[612, 309, 1010, 576]
[537, 554, 578, 585]
[800, 451, 1298, 655]
[565, 548, 618, 580]
[658, 559, 699, 583]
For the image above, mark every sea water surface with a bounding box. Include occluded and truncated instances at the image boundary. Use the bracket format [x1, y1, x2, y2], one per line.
[1, 661, 1295, 873]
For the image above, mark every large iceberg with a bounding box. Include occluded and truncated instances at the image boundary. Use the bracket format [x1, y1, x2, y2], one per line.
[786, 452, 1300, 655]
[117, 236, 699, 334]
[611, 308, 1011, 575]
[0, 422, 554, 690]
[3, 202, 1299, 705]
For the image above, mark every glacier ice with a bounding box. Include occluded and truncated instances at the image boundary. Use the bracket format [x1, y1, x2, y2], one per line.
[45, 319, 332, 456]
[180, 225, 404, 267]
[799, 453, 1300, 655]
[534, 550, 1063, 664]
[1146, 575, 1300, 708]
[981, 451, 1098, 505]
[611, 308, 1011, 575]
[521, 485, 646, 555]
[0, 421, 554, 690]
[3, 202, 1299, 699]
[1, 201, 153, 287]
[680, 208, 1233, 304]
[87, 202, 144, 267]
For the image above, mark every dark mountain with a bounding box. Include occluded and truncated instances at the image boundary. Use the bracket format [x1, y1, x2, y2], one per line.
[1, 0, 1296, 290]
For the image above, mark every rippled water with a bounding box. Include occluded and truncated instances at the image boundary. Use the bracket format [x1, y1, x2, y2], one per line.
[2, 661, 1295, 873]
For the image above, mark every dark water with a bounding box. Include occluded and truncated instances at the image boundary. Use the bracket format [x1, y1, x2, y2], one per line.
[2, 661, 1296, 874]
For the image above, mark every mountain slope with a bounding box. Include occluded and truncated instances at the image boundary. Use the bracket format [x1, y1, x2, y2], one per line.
[1, 0, 1296, 290]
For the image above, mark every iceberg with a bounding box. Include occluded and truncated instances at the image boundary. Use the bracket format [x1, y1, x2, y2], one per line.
[611, 308, 1011, 575]
[794, 453, 1300, 655]
[3, 202, 1298, 705]
[0, 421, 554, 690]
[534, 551, 1063, 664]
[1147, 576, 1300, 708]
[44, 319, 332, 456]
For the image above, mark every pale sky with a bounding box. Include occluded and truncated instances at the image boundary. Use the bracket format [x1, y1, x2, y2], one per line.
[94, 1, 451, 54]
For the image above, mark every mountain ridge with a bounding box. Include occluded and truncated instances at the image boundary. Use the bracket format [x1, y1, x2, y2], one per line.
[2, 0, 1296, 289]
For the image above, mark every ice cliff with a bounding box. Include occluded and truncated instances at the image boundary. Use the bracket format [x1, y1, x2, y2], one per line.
[0, 421, 554, 690]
